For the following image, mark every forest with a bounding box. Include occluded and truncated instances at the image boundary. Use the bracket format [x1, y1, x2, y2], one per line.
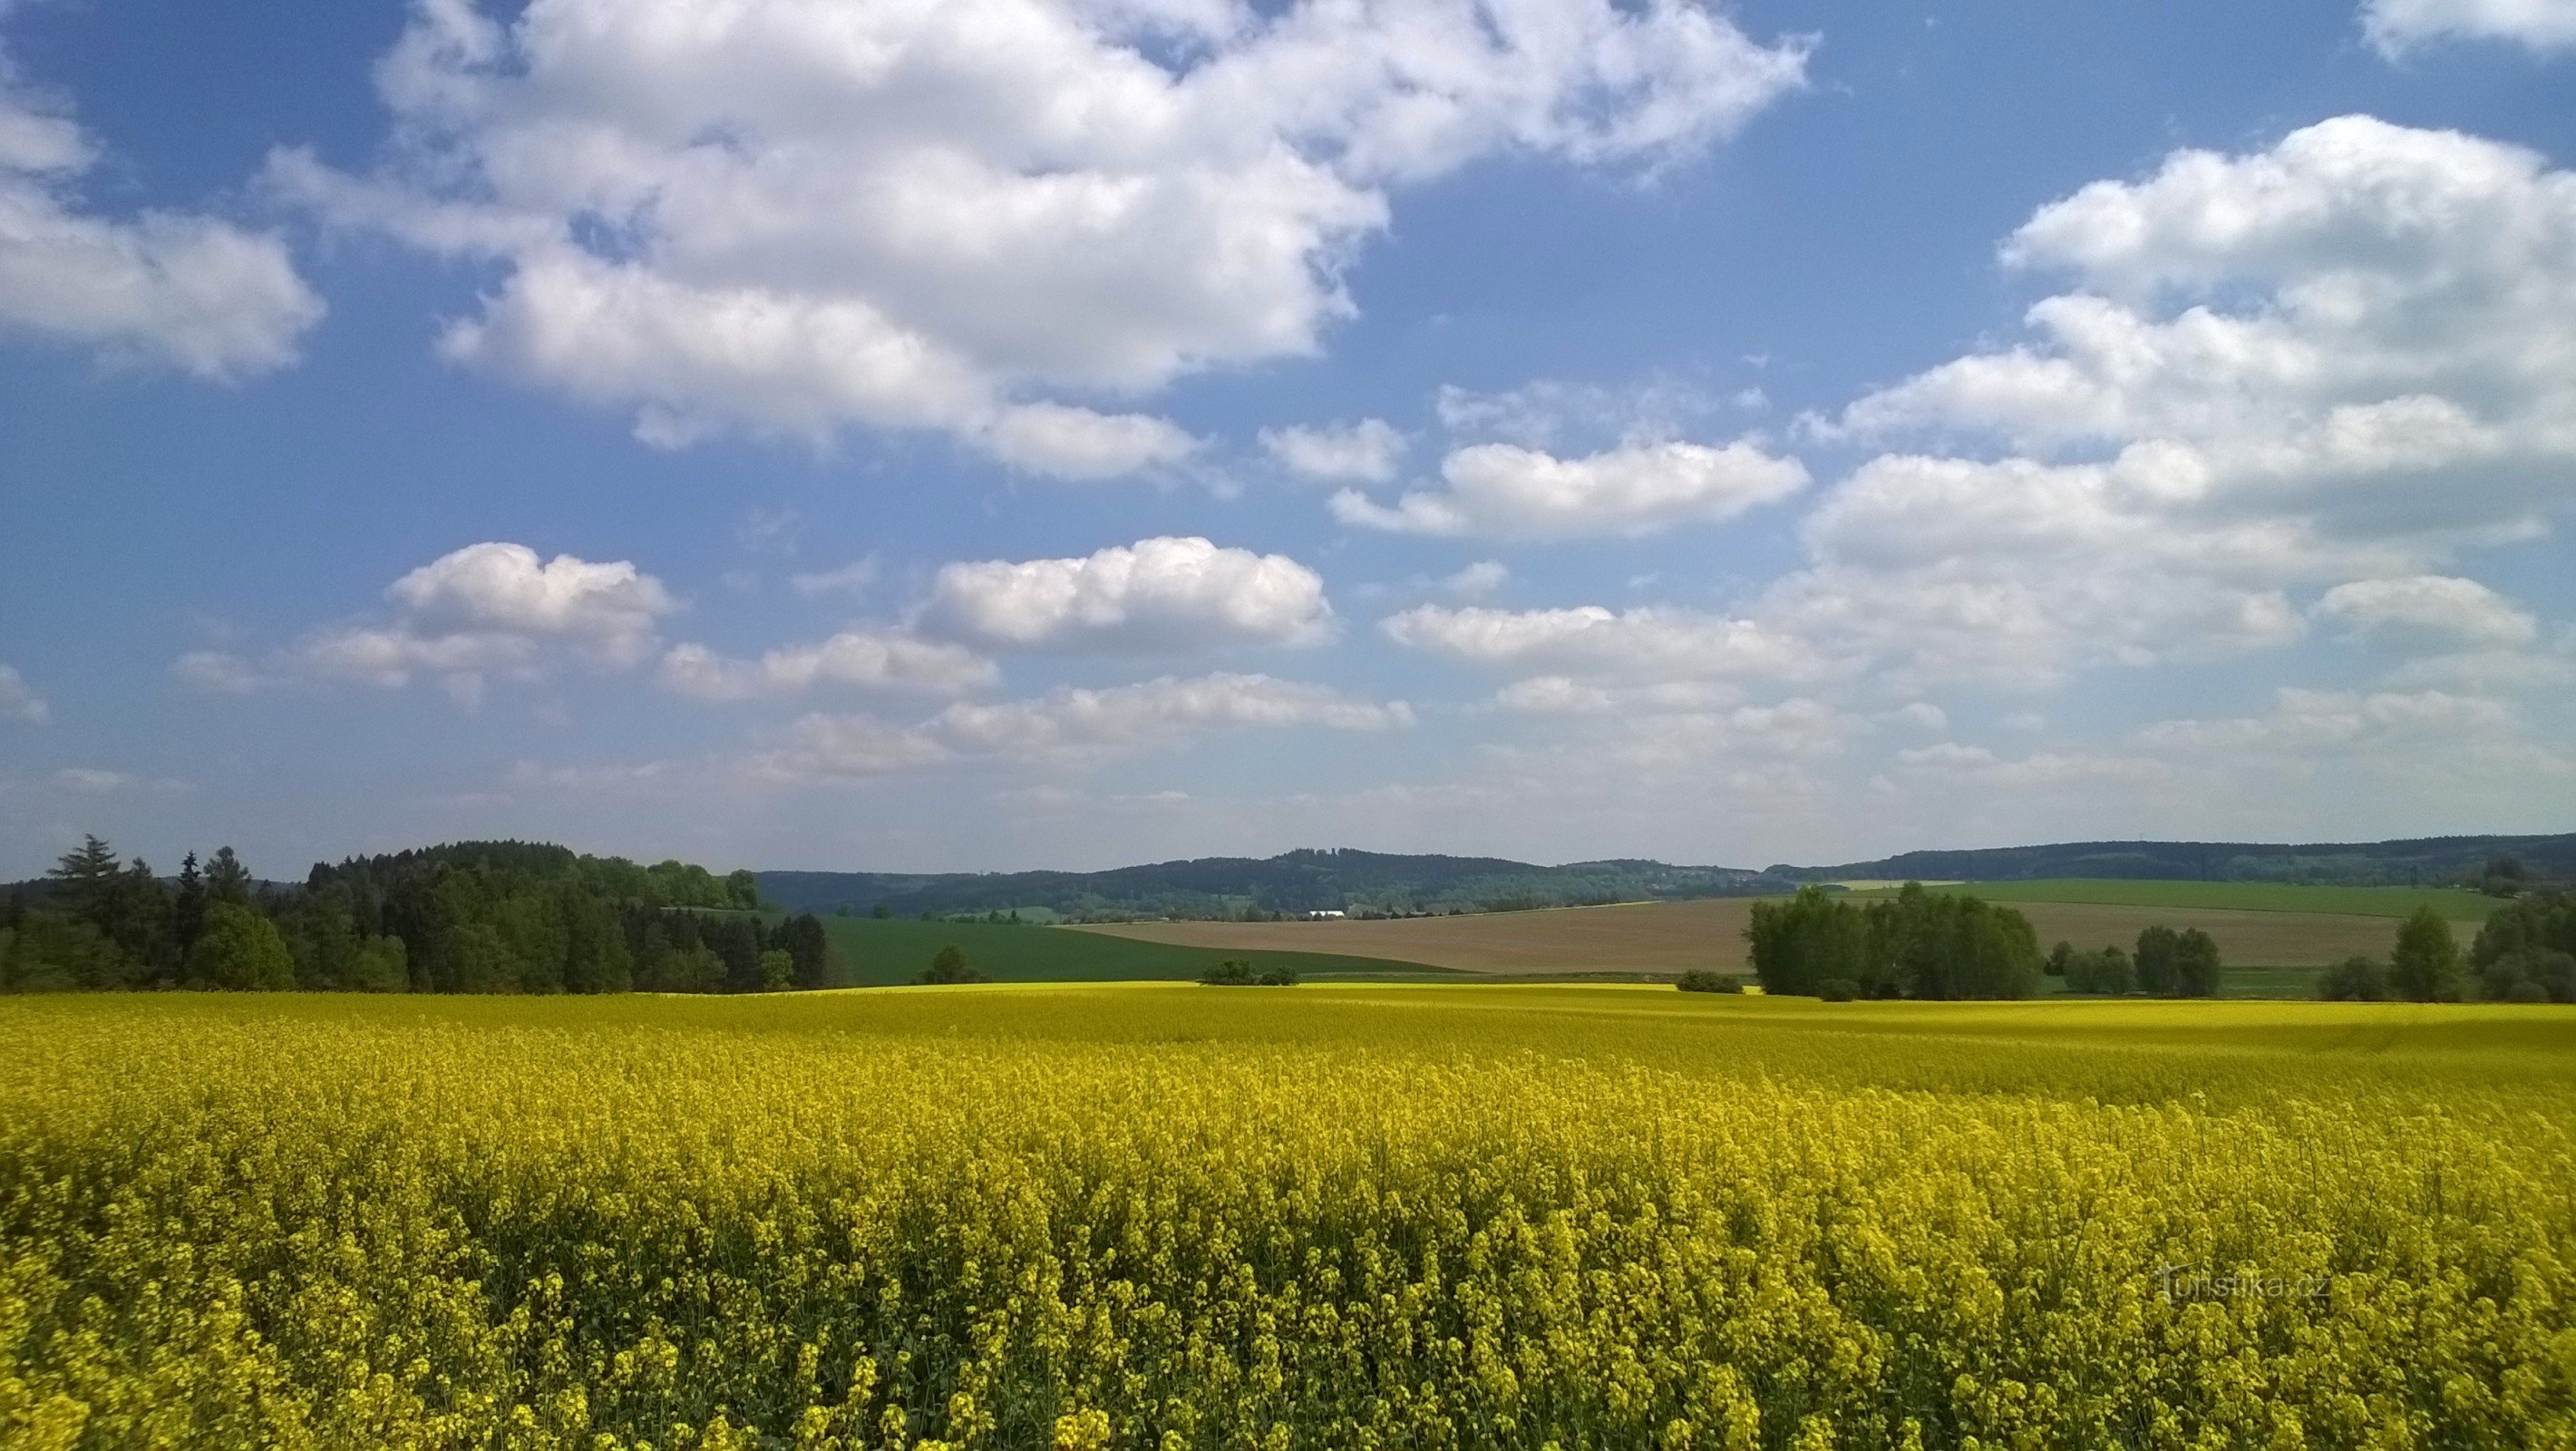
[0, 837, 835, 995]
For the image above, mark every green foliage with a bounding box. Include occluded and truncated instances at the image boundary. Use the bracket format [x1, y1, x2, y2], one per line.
[204, 845, 254, 906]
[917, 945, 988, 986]
[5, 833, 805, 998]
[1675, 969, 1744, 993]
[2478, 949, 2576, 1005]
[1817, 977, 1859, 1001]
[2318, 955, 2391, 1002]
[2474, 890, 2576, 970]
[2173, 928, 2223, 998]
[2392, 906, 2467, 1002]
[185, 903, 296, 990]
[0, 914, 126, 991]
[2063, 945, 2135, 995]
[758, 949, 795, 991]
[1748, 883, 2041, 999]
[1201, 959, 1298, 987]
[2134, 926, 2180, 995]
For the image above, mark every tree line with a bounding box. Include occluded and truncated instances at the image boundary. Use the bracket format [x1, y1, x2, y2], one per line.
[2320, 894, 2576, 1002]
[1748, 884, 2237, 1000]
[1746, 884, 2050, 999]
[0, 836, 837, 995]
[2046, 926, 2223, 997]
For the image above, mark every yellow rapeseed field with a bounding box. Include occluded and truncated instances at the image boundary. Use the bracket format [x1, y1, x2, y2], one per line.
[3, 985, 2572, 1449]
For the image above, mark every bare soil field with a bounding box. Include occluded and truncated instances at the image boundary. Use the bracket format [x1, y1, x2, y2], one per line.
[1074, 897, 2452, 976]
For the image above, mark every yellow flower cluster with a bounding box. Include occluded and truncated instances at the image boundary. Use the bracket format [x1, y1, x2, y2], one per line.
[2, 987, 2571, 1449]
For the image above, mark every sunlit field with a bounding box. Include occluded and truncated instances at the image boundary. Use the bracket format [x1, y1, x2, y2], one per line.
[5, 986, 2572, 1448]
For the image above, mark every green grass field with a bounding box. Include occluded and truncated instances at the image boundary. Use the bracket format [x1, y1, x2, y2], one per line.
[4, 987, 2572, 1447]
[811, 912, 1453, 985]
[1842, 877, 2503, 920]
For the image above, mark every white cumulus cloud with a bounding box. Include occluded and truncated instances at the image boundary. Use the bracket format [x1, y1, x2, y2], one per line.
[1382, 604, 1823, 682]
[1793, 115, 2576, 685]
[2363, 0, 2576, 54]
[923, 536, 1333, 653]
[977, 404, 1200, 481]
[659, 630, 997, 701]
[744, 671, 1410, 780]
[2314, 575, 2539, 649]
[0, 42, 320, 379]
[1260, 418, 1407, 483]
[277, 0, 1805, 465]
[1332, 439, 1807, 540]
[176, 541, 679, 701]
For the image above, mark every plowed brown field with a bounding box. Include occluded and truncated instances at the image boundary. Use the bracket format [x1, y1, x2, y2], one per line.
[1074, 896, 2454, 975]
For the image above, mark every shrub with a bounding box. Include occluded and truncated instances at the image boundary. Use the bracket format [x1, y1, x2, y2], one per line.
[2134, 926, 2181, 996]
[2478, 948, 2576, 1004]
[1202, 959, 1297, 987]
[2390, 907, 2465, 1001]
[2173, 928, 2223, 998]
[916, 946, 989, 986]
[1676, 969, 1745, 993]
[2318, 955, 2389, 1002]
[1817, 978, 1859, 1002]
[2064, 946, 2134, 995]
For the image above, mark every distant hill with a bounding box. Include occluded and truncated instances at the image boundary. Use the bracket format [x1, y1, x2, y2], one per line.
[758, 848, 1792, 920]
[761, 831, 2575, 921]
[1769, 833, 2576, 888]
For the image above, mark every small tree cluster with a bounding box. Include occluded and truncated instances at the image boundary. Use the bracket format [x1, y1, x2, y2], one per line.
[1746, 885, 2041, 1000]
[2468, 890, 2576, 1003]
[1201, 959, 1298, 987]
[1674, 969, 1745, 994]
[916, 946, 991, 985]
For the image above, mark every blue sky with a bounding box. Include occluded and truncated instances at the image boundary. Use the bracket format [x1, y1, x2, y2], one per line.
[3, 0, 2573, 879]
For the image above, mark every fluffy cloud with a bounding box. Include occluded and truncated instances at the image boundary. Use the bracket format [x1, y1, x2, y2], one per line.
[384, 542, 674, 660]
[279, 0, 1804, 463]
[1383, 604, 1823, 683]
[977, 404, 1200, 481]
[659, 629, 996, 700]
[177, 542, 678, 700]
[1332, 440, 1806, 540]
[1442, 560, 1510, 599]
[2363, 0, 2576, 53]
[0, 45, 319, 378]
[0, 662, 45, 724]
[1797, 116, 2576, 684]
[923, 536, 1333, 652]
[2314, 575, 2539, 649]
[1260, 418, 1406, 483]
[934, 673, 1411, 761]
[746, 671, 1409, 779]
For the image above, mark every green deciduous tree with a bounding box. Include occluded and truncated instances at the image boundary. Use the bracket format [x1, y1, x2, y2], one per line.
[186, 902, 295, 990]
[2318, 956, 2389, 1002]
[2134, 926, 2181, 996]
[2389, 907, 2465, 1002]
[759, 949, 794, 991]
[2172, 928, 2222, 998]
